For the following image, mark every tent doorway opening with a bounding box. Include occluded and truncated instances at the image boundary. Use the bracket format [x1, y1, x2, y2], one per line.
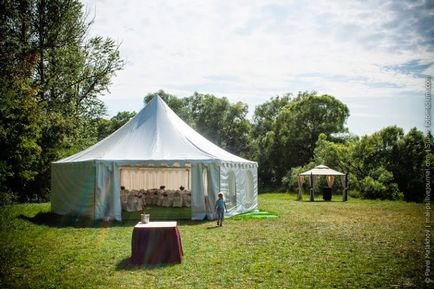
[120, 166, 192, 220]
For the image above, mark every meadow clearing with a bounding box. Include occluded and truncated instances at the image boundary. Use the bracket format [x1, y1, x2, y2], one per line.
[0, 193, 428, 288]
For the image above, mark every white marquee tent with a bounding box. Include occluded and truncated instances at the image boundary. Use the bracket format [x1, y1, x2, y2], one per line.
[51, 96, 258, 221]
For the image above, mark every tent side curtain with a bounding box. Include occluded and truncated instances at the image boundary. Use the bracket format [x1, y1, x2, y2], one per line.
[191, 163, 207, 220]
[340, 175, 347, 189]
[52, 159, 258, 221]
[297, 175, 304, 200]
[95, 161, 121, 221]
[326, 176, 335, 188]
[205, 163, 220, 220]
[220, 162, 258, 217]
[51, 161, 96, 217]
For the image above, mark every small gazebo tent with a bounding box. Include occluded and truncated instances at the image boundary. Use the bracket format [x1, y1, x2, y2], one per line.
[297, 165, 348, 201]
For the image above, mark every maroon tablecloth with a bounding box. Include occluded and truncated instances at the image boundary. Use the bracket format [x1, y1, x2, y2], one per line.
[130, 223, 183, 265]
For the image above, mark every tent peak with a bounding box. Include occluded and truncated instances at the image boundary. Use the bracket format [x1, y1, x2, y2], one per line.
[315, 165, 330, 169]
[299, 165, 345, 176]
[55, 90, 256, 164]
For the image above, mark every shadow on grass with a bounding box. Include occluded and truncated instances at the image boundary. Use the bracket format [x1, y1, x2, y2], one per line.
[17, 212, 214, 228]
[18, 212, 140, 228]
[18, 212, 99, 228]
[115, 257, 180, 271]
[299, 199, 346, 202]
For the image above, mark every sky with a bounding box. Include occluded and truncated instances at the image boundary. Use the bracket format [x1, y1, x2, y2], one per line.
[82, 0, 434, 136]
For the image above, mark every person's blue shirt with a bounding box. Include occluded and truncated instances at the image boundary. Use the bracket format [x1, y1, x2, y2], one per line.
[216, 198, 225, 209]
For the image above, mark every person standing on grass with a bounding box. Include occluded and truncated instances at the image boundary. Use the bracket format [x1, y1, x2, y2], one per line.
[215, 192, 227, 226]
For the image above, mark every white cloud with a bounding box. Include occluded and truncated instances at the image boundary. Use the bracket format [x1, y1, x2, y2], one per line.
[82, 0, 434, 135]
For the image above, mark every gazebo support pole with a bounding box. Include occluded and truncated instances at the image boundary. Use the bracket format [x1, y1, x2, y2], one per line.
[343, 173, 348, 202]
[309, 173, 314, 202]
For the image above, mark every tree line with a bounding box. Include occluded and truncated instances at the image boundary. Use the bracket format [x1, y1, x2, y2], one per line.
[1, 0, 431, 204]
[1, 0, 123, 202]
[139, 90, 432, 203]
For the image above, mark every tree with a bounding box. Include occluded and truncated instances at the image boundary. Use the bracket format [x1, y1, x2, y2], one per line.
[187, 92, 252, 157]
[223, 100, 252, 157]
[257, 92, 349, 187]
[251, 94, 292, 187]
[314, 133, 356, 173]
[33, 0, 124, 197]
[392, 128, 432, 202]
[358, 167, 401, 200]
[252, 94, 292, 140]
[0, 0, 124, 200]
[0, 0, 42, 202]
[95, 111, 137, 141]
[349, 127, 405, 200]
[312, 127, 432, 201]
[0, 65, 43, 202]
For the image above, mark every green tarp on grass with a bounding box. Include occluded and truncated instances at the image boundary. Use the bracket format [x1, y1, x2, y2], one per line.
[235, 210, 278, 219]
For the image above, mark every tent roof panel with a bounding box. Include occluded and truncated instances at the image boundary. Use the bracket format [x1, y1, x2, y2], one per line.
[55, 96, 256, 164]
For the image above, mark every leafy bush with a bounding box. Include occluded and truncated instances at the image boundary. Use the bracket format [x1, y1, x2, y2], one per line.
[0, 191, 17, 206]
[348, 190, 360, 198]
[360, 167, 402, 200]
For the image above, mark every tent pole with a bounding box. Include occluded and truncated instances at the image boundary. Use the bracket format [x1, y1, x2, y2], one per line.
[309, 173, 314, 202]
[94, 164, 96, 226]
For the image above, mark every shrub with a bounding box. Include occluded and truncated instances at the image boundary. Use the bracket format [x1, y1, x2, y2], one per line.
[349, 190, 360, 198]
[360, 167, 402, 200]
[0, 191, 17, 206]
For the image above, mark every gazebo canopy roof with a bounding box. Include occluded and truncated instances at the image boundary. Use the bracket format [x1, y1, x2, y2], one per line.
[299, 165, 345, 176]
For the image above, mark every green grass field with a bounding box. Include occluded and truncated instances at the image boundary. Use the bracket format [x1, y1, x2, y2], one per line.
[0, 193, 429, 288]
[122, 206, 192, 221]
